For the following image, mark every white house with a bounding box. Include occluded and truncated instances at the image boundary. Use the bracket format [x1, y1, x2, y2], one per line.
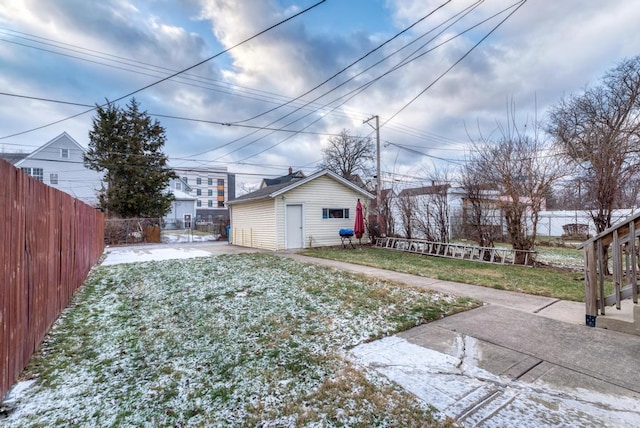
[5, 132, 103, 205]
[394, 184, 468, 239]
[163, 178, 197, 229]
[227, 169, 374, 251]
[164, 189, 197, 230]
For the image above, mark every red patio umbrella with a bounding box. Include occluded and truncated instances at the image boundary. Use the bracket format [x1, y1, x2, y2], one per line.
[354, 198, 365, 241]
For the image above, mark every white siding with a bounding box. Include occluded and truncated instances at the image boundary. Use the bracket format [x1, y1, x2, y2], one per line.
[277, 176, 370, 248]
[230, 198, 277, 250]
[15, 133, 103, 205]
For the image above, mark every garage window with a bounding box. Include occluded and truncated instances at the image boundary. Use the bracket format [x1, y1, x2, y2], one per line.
[322, 208, 349, 219]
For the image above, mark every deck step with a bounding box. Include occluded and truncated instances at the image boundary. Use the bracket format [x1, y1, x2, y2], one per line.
[597, 304, 640, 336]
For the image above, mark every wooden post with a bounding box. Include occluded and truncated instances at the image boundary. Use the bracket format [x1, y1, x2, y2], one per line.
[630, 222, 638, 304]
[597, 239, 605, 315]
[585, 241, 598, 327]
[613, 230, 622, 310]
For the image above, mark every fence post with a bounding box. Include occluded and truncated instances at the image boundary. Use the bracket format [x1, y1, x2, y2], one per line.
[585, 241, 598, 327]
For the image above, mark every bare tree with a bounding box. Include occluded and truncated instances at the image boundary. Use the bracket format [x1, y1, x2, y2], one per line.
[378, 188, 396, 237]
[546, 177, 590, 210]
[459, 162, 501, 250]
[396, 191, 417, 239]
[465, 103, 566, 264]
[426, 167, 452, 243]
[320, 129, 374, 184]
[547, 56, 640, 233]
[407, 184, 450, 243]
[237, 181, 259, 197]
[620, 175, 640, 208]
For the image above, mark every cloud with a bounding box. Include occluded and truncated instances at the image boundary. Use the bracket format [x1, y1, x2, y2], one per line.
[1, 0, 640, 188]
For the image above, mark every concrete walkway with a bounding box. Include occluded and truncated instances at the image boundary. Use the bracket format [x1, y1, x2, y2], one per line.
[102, 244, 640, 426]
[280, 252, 640, 427]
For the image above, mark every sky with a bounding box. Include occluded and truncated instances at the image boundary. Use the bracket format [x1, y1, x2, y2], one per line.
[1, 0, 639, 190]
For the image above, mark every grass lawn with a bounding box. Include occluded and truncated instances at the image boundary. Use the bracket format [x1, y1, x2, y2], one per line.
[302, 246, 591, 302]
[4, 253, 478, 427]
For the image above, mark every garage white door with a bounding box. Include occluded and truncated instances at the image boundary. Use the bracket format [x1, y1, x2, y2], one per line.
[286, 204, 303, 249]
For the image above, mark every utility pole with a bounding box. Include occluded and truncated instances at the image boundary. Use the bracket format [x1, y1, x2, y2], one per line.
[364, 115, 383, 236]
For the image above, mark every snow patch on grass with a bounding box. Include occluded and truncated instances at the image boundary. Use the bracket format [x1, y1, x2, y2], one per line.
[3, 253, 475, 427]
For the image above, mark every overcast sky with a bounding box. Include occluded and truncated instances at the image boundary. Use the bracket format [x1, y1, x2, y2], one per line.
[1, 0, 638, 189]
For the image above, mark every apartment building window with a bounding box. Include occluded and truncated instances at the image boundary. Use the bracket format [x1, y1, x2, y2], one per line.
[218, 179, 224, 186]
[208, 189, 213, 197]
[197, 200, 202, 207]
[196, 177, 202, 185]
[182, 176, 188, 184]
[208, 200, 213, 207]
[50, 173, 59, 184]
[21, 167, 43, 182]
[217, 189, 224, 197]
[60, 148, 69, 158]
[196, 189, 202, 196]
[208, 178, 213, 186]
[218, 201, 225, 207]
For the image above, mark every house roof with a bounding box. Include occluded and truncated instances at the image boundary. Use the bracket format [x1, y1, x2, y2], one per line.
[398, 184, 450, 198]
[260, 169, 305, 188]
[171, 189, 197, 201]
[228, 169, 375, 205]
[0, 152, 29, 164]
[380, 188, 394, 198]
[14, 132, 84, 167]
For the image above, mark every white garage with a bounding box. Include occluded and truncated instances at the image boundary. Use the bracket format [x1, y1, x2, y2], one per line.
[227, 169, 374, 250]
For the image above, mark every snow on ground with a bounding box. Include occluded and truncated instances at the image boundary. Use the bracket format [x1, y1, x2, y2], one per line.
[350, 336, 640, 427]
[535, 250, 584, 270]
[162, 233, 220, 244]
[101, 247, 213, 265]
[2, 253, 473, 427]
[5, 245, 634, 427]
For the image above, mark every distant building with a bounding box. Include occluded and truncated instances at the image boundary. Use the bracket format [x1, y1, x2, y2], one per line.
[0, 132, 103, 206]
[171, 166, 236, 223]
[164, 178, 197, 229]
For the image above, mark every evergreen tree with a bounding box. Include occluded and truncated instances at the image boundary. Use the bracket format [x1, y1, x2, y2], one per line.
[85, 98, 177, 218]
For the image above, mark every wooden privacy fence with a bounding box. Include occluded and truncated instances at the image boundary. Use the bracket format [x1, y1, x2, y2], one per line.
[581, 212, 640, 327]
[0, 159, 104, 399]
[375, 237, 536, 265]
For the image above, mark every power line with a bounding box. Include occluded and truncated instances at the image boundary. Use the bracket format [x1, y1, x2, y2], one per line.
[381, 0, 527, 128]
[0, 0, 327, 140]
[180, 1, 461, 160]
[385, 141, 465, 165]
[0, 28, 371, 121]
[223, 1, 487, 162]
[0, 91, 349, 137]
[230, 0, 453, 125]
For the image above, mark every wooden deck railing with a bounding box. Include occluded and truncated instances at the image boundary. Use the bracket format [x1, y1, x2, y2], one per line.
[581, 212, 640, 327]
[375, 237, 536, 265]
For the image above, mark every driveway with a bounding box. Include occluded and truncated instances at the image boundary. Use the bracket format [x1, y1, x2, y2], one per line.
[101, 241, 263, 265]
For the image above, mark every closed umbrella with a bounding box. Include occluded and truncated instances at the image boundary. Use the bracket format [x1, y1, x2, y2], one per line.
[354, 198, 365, 242]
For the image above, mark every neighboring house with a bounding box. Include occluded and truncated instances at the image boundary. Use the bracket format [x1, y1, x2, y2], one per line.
[172, 165, 236, 221]
[394, 184, 466, 239]
[164, 184, 197, 230]
[0, 132, 103, 205]
[260, 167, 304, 188]
[227, 169, 374, 250]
